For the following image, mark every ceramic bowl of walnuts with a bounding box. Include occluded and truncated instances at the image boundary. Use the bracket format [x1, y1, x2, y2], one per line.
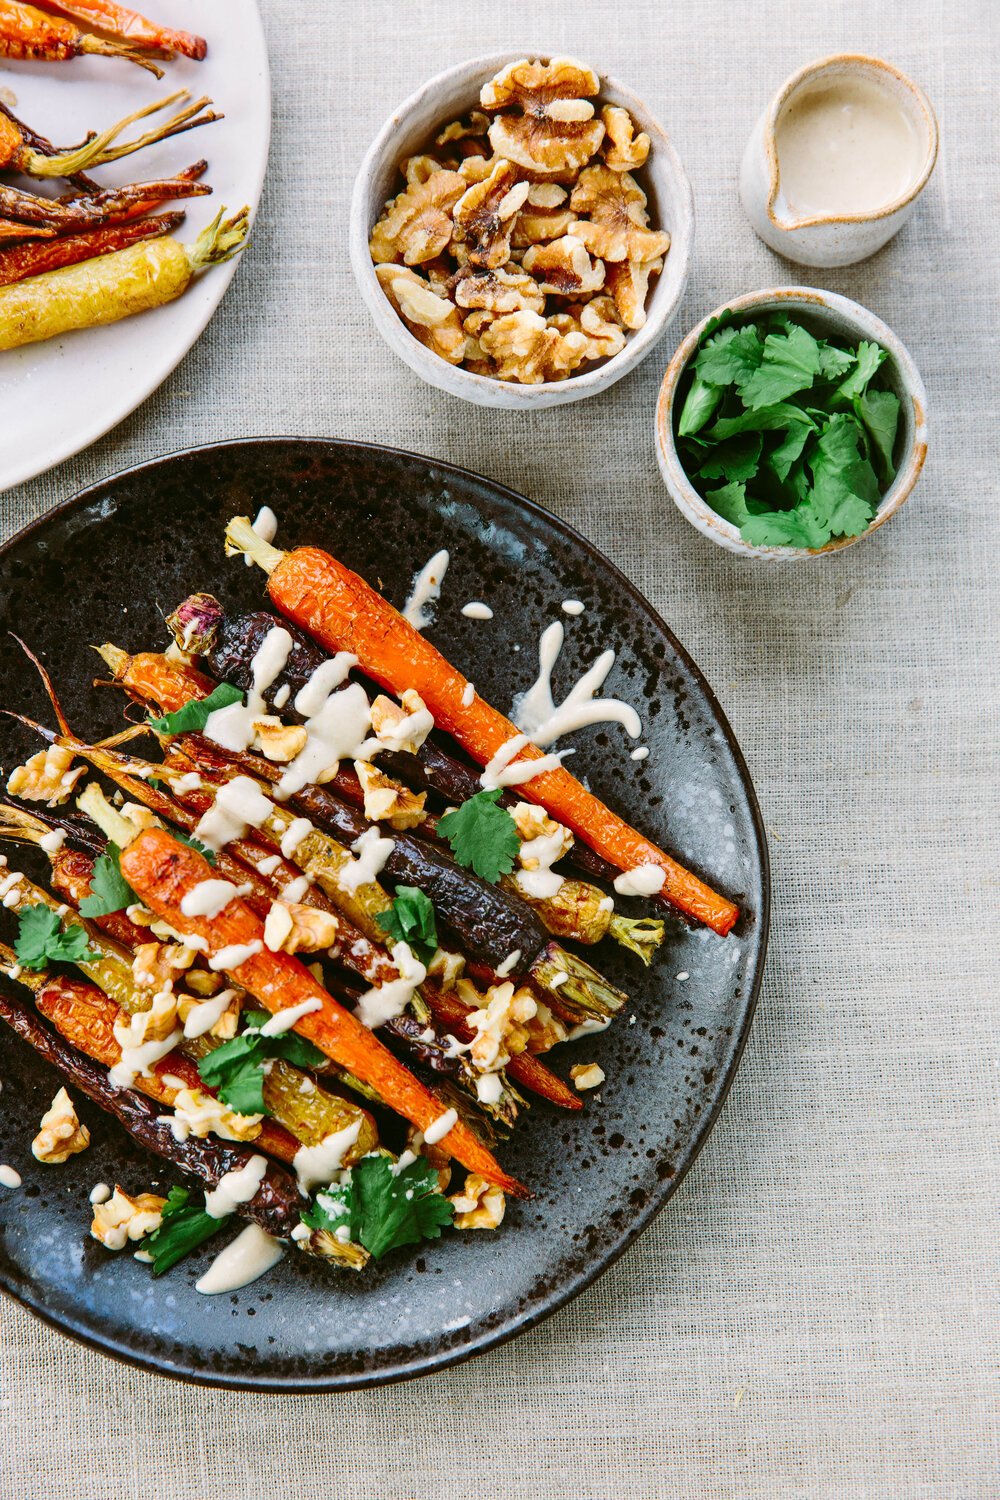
[350, 52, 694, 409]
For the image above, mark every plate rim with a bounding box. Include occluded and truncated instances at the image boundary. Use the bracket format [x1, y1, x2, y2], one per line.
[0, 0, 272, 495]
[0, 435, 770, 1391]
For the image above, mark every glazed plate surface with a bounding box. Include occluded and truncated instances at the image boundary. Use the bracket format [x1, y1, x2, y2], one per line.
[0, 438, 768, 1389]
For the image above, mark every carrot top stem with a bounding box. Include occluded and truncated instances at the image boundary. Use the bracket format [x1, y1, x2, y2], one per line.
[22, 90, 220, 179]
[186, 205, 250, 273]
[225, 513, 283, 573]
[79, 30, 165, 73]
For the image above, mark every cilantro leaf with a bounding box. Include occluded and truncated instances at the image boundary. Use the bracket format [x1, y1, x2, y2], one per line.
[698, 432, 763, 483]
[437, 789, 520, 883]
[303, 1153, 454, 1260]
[768, 422, 813, 481]
[705, 402, 817, 441]
[832, 340, 886, 402]
[854, 388, 900, 485]
[705, 481, 752, 529]
[817, 342, 855, 380]
[148, 681, 243, 736]
[808, 415, 880, 537]
[171, 830, 217, 864]
[79, 843, 136, 917]
[676, 375, 723, 437]
[142, 1185, 227, 1276]
[14, 905, 98, 971]
[741, 500, 831, 550]
[693, 323, 764, 388]
[740, 323, 823, 410]
[375, 885, 438, 964]
[197, 1011, 325, 1115]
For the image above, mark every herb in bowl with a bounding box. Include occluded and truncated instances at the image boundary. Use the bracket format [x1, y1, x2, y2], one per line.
[675, 312, 901, 550]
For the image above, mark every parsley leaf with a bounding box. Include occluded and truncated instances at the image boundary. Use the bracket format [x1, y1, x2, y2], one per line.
[375, 885, 438, 964]
[694, 323, 764, 388]
[79, 843, 136, 917]
[14, 905, 98, 971]
[148, 682, 243, 737]
[197, 1011, 326, 1116]
[740, 323, 823, 410]
[142, 1185, 227, 1276]
[437, 789, 520, 883]
[302, 1153, 454, 1261]
[171, 830, 217, 864]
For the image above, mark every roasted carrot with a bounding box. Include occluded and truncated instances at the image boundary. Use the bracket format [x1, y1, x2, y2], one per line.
[0, 91, 217, 178]
[423, 986, 582, 1111]
[96, 643, 215, 712]
[120, 827, 528, 1197]
[0, 204, 248, 352]
[0, 0, 165, 72]
[0, 212, 183, 287]
[35, 972, 300, 1165]
[226, 521, 740, 937]
[36, 0, 205, 58]
[0, 174, 210, 231]
[0, 216, 53, 244]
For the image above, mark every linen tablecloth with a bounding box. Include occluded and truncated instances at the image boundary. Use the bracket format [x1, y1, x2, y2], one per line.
[2, 1, 998, 1494]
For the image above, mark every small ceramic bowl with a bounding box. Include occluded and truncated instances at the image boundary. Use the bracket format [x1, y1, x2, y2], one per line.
[739, 54, 939, 268]
[350, 51, 694, 410]
[655, 287, 928, 560]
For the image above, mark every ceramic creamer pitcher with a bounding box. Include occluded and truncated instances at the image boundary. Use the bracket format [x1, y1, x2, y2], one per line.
[739, 54, 938, 268]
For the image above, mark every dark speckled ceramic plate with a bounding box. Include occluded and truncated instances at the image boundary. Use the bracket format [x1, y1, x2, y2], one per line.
[0, 438, 768, 1390]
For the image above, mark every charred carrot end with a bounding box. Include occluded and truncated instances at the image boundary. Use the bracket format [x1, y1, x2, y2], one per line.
[0, 213, 184, 289]
[506, 1051, 583, 1111]
[95, 644, 215, 712]
[38, 0, 206, 58]
[222, 525, 739, 938]
[120, 828, 528, 1198]
[0, 0, 165, 72]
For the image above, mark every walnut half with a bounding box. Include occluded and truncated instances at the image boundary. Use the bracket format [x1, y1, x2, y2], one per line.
[450, 1172, 506, 1230]
[32, 1087, 90, 1163]
[91, 1186, 165, 1250]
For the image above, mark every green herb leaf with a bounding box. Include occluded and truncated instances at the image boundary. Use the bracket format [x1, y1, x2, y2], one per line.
[817, 343, 854, 380]
[705, 481, 752, 529]
[375, 885, 439, 964]
[832, 340, 886, 402]
[854, 388, 900, 485]
[148, 682, 243, 737]
[676, 374, 723, 437]
[79, 843, 136, 917]
[694, 323, 764, 388]
[14, 905, 98, 972]
[197, 1011, 326, 1116]
[740, 323, 823, 410]
[303, 1153, 454, 1261]
[698, 432, 763, 483]
[808, 415, 880, 538]
[437, 789, 520, 884]
[768, 422, 813, 482]
[741, 500, 831, 550]
[142, 1185, 227, 1276]
[705, 402, 817, 441]
[171, 830, 217, 864]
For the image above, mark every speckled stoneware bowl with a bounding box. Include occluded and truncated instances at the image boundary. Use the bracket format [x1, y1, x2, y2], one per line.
[656, 287, 929, 561]
[349, 52, 694, 410]
[0, 439, 767, 1389]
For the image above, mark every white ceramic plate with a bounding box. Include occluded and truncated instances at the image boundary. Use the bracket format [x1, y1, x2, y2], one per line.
[0, 0, 270, 493]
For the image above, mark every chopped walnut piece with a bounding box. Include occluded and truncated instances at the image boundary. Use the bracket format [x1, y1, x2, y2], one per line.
[452, 263, 545, 315]
[571, 1062, 606, 1091]
[375, 265, 465, 364]
[252, 716, 308, 764]
[177, 987, 241, 1038]
[354, 760, 427, 830]
[32, 1087, 90, 1163]
[568, 165, 671, 264]
[369, 170, 465, 265]
[115, 988, 178, 1050]
[479, 309, 589, 383]
[132, 941, 194, 994]
[458, 979, 537, 1071]
[436, 110, 489, 144]
[91, 1186, 165, 1250]
[604, 254, 664, 330]
[511, 181, 574, 246]
[600, 104, 650, 171]
[522, 235, 605, 296]
[369, 689, 434, 754]
[6, 745, 84, 807]
[165, 1086, 262, 1143]
[481, 57, 604, 175]
[263, 900, 339, 955]
[401, 153, 447, 186]
[452, 159, 530, 269]
[550, 295, 626, 360]
[450, 1172, 506, 1230]
[457, 152, 497, 185]
[426, 946, 464, 991]
[523, 998, 569, 1054]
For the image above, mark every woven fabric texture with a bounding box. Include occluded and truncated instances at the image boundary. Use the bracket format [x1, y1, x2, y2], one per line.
[1, 1, 998, 1495]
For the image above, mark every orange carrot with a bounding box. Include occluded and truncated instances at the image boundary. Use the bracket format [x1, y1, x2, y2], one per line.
[0, 0, 164, 71]
[423, 986, 582, 1111]
[236, 534, 739, 937]
[36, 973, 299, 1163]
[120, 828, 528, 1197]
[0, 213, 183, 288]
[98, 644, 215, 712]
[36, 0, 206, 58]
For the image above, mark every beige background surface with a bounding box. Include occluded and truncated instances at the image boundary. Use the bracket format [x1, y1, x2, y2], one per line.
[1, 1, 998, 1495]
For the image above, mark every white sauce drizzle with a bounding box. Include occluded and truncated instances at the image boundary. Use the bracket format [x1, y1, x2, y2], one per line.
[337, 825, 395, 895]
[279, 818, 313, 859]
[612, 864, 665, 897]
[294, 654, 357, 717]
[209, 940, 263, 972]
[89, 1181, 111, 1205]
[515, 828, 568, 900]
[182, 989, 236, 1039]
[561, 599, 585, 616]
[631, 746, 650, 762]
[461, 681, 475, 708]
[355, 942, 427, 1029]
[109, 1028, 183, 1090]
[280, 874, 311, 903]
[461, 601, 493, 621]
[513, 620, 642, 748]
[495, 949, 522, 978]
[292, 1118, 362, 1193]
[255, 854, 282, 876]
[277, 680, 374, 799]
[480, 733, 568, 791]
[39, 828, 66, 853]
[203, 625, 294, 752]
[180, 878, 250, 919]
[273, 683, 291, 710]
[204, 1154, 268, 1218]
[196, 1223, 284, 1293]
[258, 997, 323, 1037]
[194, 776, 274, 852]
[568, 1014, 612, 1040]
[423, 1107, 458, 1146]
[250, 505, 278, 547]
[402, 548, 449, 630]
[0, 1165, 21, 1188]
[476, 1073, 504, 1105]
